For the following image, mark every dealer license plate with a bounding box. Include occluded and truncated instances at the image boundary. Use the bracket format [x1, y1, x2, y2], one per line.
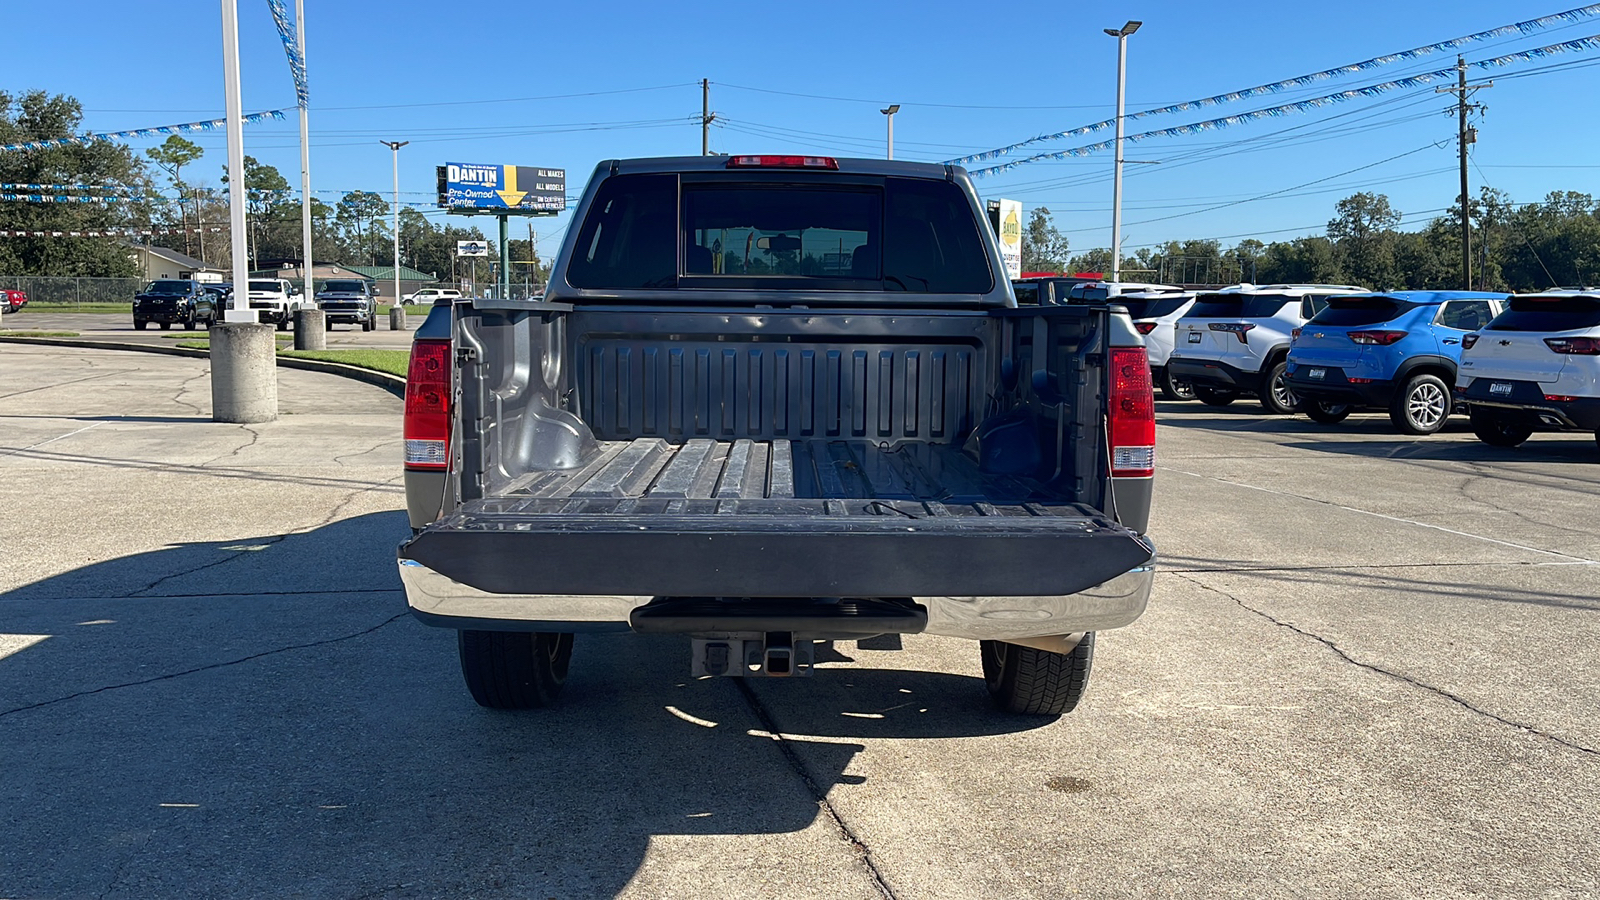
[1308, 368, 1326, 380]
[1490, 382, 1513, 395]
[1187, 331, 1202, 343]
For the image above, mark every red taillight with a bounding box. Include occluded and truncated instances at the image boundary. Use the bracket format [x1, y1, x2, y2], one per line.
[1545, 394, 1578, 402]
[1348, 330, 1408, 345]
[726, 155, 839, 169]
[1544, 336, 1600, 355]
[1109, 347, 1155, 478]
[404, 339, 452, 470]
[1347, 378, 1375, 384]
[1462, 333, 1480, 350]
[1208, 322, 1255, 343]
[1134, 321, 1157, 335]
[1291, 327, 1302, 342]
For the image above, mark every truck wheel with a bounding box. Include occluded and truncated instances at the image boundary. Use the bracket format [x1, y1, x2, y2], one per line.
[325, 319, 333, 332]
[1470, 408, 1532, 448]
[160, 321, 171, 330]
[1193, 386, 1237, 407]
[134, 320, 148, 331]
[1304, 400, 1352, 424]
[1390, 373, 1450, 435]
[1258, 360, 1300, 414]
[980, 633, 1094, 717]
[1158, 368, 1196, 401]
[458, 630, 573, 709]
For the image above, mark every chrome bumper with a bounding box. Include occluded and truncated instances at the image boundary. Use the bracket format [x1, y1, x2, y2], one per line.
[397, 555, 1156, 640]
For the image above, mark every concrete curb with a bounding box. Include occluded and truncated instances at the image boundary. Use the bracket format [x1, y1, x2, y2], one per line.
[0, 335, 407, 398]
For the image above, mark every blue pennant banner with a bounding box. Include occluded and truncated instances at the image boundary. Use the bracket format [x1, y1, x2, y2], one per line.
[0, 227, 227, 238]
[968, 34, 1600, 177]
[267, 0, 309, 108]
[0, 109, 290, 154]
[950, 5, 1600, 166]
[0, 193, 142, 204]
[0, 183, 142, 193]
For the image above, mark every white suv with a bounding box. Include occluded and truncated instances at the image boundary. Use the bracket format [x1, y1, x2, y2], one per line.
[402, 287, 462, 306]
[244, 278, 303, 330]
[1168, 283, 1365, 413]
[1456, 291, 1600, 452]
[1116, 289, 1198, 400]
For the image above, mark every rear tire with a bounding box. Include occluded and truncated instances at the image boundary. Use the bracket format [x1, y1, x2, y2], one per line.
[1194, 386, 1238, 407]
[1304, 400, 1352, 424]
[981, 633, 1095, 717]
[134, 320, 148, 330]
[1158, 368, 1196, 401]
[1470, 408, 1533, 448]
[159, 321, 171, 331]
[1258, 360, 1300, 414]
[458, 630, 573, 709]
[1390, 373, 1451, 435]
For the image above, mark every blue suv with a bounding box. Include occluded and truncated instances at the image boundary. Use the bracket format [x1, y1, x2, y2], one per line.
[1286, 291, 1508, 434]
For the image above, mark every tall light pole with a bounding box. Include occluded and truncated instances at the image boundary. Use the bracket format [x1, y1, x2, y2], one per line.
[380, 140, 408, 308]
[296, 0, 313, 302]
[881, 104, 900, 160]
[1105, 20, 1141, 283]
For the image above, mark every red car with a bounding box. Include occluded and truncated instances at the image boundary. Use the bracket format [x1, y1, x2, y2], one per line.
[1, 289, 26, 314]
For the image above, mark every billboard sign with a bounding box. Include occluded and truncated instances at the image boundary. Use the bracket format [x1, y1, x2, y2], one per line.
[438, 163, 565, 215]
[996, 199, 1023, 279]
[456, 240, 489, 257]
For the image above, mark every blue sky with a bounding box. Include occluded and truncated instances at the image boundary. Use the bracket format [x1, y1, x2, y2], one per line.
[11, 0, 1600, 264]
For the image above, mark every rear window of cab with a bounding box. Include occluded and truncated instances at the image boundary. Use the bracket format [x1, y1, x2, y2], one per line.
[1310, 296, 1414, 327]
[567, 173, 993, 294]
[1188, 294, 1297, 319]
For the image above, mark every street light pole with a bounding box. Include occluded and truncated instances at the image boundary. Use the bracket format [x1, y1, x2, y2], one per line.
[1105, 20, 1141, 283]
[880, 104, 900, 160]
[380, 140, 409, 308]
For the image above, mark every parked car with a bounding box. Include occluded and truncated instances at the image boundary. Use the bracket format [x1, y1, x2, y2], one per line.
[194, 283, 231, 328]
[245, 278, 303, 330]
[402, 287, 462, 306]
[1117, 289, 1198, 400]
[1168, 283, 1365, 413]
[132, 279, 207, 330]
[315, 279, 377, 331]
[2, 288, 27, 314]
[1456, 291, 1600, 451]
[399, 154, 1157, 716]
[1286, 291, 1507, 433]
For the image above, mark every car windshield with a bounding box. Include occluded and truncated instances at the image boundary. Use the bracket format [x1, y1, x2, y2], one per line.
[1487, 295, 1600, 332]
[1187, 293, 1298, 318]
[1311, 296, 1413, 327]
[144, 281, 191, 295]
[323, 281, 366, 293]
[248, 281, 283, 292]
[567, 173, 993, 294]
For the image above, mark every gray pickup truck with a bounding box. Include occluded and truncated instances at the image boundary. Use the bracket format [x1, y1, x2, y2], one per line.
[398, 155, 1157, 716]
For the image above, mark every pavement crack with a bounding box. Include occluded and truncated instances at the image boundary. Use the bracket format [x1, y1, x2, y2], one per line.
[200, 424, 262, 467]
[1176, 572, 1600, 758]
[735, 679, 898, 900]
[333, 438, 395, 467]
[171, 369, 208, 416]
[0, 613, 409, 722]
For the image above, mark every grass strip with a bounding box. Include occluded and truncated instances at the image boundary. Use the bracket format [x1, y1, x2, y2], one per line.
[278, 348, 409, 378]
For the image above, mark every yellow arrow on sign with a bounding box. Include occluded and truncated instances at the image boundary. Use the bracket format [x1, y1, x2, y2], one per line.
[496, 166, 527, 208]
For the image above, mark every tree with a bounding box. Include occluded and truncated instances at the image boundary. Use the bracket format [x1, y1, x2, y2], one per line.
[1022, 207, 1069, 273]
[1257, 236, 1339, 285]
[0, 90, 150, 277]
[1327, 192, 1402, 288]
[336, 190, 390, 265]
[222, 155, 297, 269]
[146, 136, 203, 258]
[1067, 248, 1112, 274]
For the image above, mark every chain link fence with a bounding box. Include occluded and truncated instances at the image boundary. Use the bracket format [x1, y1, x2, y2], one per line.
[1, 276, 144, 306]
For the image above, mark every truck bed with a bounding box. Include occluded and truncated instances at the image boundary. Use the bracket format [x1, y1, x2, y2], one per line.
[403, 437, 1153, 600]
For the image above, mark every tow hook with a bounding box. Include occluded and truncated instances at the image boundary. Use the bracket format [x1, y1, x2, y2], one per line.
[691, 633, 815, 677]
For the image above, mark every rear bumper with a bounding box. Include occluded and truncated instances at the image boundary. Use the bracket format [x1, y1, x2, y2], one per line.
[1168, 358, 1263, 393]
[398, 554, 1156, 640]
[1285, 367, 1395, 406]
[1457, 380, 1600, 430]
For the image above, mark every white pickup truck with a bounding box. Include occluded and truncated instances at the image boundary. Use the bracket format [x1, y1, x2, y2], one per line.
[243, 278, 304, 330]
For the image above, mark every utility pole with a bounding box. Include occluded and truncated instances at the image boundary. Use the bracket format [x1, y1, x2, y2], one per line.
[702, 79, 715, 155]
[1437, 56, 1491, 290]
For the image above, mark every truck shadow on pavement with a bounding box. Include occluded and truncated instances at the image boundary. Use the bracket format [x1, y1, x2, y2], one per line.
[0, 511, 1045, 898]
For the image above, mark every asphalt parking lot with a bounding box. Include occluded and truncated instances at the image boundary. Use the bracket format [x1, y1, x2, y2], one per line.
[1, 344, 1596, 899]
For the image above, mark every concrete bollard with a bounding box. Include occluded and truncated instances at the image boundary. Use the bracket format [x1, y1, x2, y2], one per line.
[388, 306, 407, 331]
[294, 308, 326, 350]
[210, 323, 278, 424]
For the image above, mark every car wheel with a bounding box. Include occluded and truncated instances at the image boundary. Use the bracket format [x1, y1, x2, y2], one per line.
[1304, 400, 1352, 424]
[1258, 360, 1300, 414]
[1390, 373, 1451, 435]
[457, 630, 573, 709]
[1469, 408, 1533, 448]
[160, 321, 171, 330]
[1194, 386, 1238, 407]
[1158, 368, 1196, 401]
[981, 633, 1094, 717]
[133, 320, 148, 330]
